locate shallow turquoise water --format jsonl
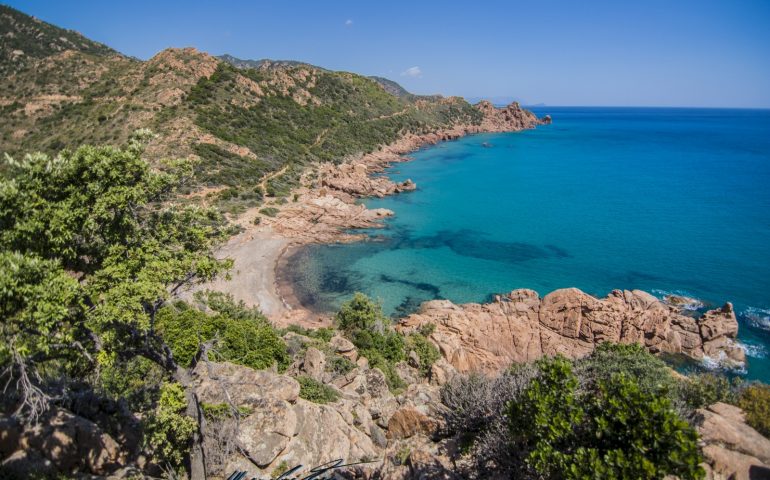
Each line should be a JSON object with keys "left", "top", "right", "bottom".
{"left": 285, "top": 107, "right": 770, "bottom": 381}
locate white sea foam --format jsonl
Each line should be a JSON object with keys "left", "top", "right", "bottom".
{"left": 739, "top": 341, "right": 767, "bottom": 359}
{"left": 700, "top": 343, "right": 747, "bottom": 375}
{"left": 744, "top": 306, "right": 770, "bottom": 331}
{"left": 652, "top": 289, "right": 705, "bottom": 311}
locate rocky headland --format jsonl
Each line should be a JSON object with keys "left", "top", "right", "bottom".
{"left": 396, "top": 288, "right": 746, "bottom": 374}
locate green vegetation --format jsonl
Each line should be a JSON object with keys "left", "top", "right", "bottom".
{"left": 738, "top": 383, "right": 770, "bottom": 437}
{"left": 675, "top": 372, "right": 742, "bottom": 410}
{"left": 143, "top": 383, "right": 198, "bottom": 473}
{"left": 297, "top": 375, "right": 341, "bottom": 404}
{"left": 442, "top": 345, "right": 715, "bottom": 479}
{"left": 156, "top": 292, "right": 289, "bottom": 371}
{"left": 281, "top": 324, "right": 335, "bottom": 342}
{"left": 0, "top": 135, "right": 233, "bottom": 477}
{"left": 406, "top": 332, "right": 441, "bottom": 376}
{"left": 336, "top": 293, "right": 407, "bottom": 391}
{"left": 509, "top": 357, "right": 703, "bottom": 480}
{"left": 335, "top": 293, "right": 440, "bottom": 388}
{"left": 200, "top": 402, "right": 252, "bottom": 421}
{"left": 259, "top": 206, "right": 280, "bottom": 217}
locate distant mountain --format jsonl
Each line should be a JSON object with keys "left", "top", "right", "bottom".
{"left": 218, "top": 54, "right": 325, "bottom": 71}
{"left": 0, "top": 6, "right": 488, "bottom": 212}
{"left": 0, "top": 4, "right": 118, "bottom": 75}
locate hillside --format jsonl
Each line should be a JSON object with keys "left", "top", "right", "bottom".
{"left": 0, "top": 4, "right": 117, "bottom": 75}
{"left": 0, "top": 5, "right": 490, "bottom": 215}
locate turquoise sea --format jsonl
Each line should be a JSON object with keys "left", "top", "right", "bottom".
{"left": 284, "top": 107, "right": 770, "bottom": 382}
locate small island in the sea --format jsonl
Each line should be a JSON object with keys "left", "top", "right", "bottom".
{"left": 1, "top": 2, "right": 769, "bottom": 479}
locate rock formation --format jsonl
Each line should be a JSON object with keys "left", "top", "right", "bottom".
{"left": 397, "top": 288, "right": 745, "bottom": 373}
{"left": 475, "top": 100, "right": 542, "bottom": 132}
{"left": 695, "top": 402, "right": 770, "bottom": 480}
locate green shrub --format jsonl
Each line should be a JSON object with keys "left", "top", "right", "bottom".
{"left": 282, "top": 324, "right": 335, "bottom": 342}
{"left": 98, "top": 356, "right": 166, "bottom": 411}
{"left": 144, "top": 383, "right": 197, "bottom": 473}
{"left": 578, "top": 342, "right": 678, "bottom": 397}
{"left": 406, "top": 332, "right": 441, "bottom": 376}
{"left": 326, "top": 355, "right": 356, "bottom": 375}
{"left": 156, "top": 292, "right": 289, "bottom": 371}
{"left": 418, "top": 322, "right": 436, "bottom": 337}
{"left": 738, "top": 383, "right": 770, "bottom": 437}
{"left": 336, "top": 292, "right": 387, "bottom": 333}
{"left": 259, "top": 207, "right": 280, "bottom": 217}
{"left": 336, "top": 293, "right": 407, "bottom": 391}
{"left": 675, "top": 373, "right": 741, "bottom": 411}
{"left": 200, "top": 402, "right": 252, "bottom": 421}
{"left": 508, "top": 356, "right": 704, "bottom": 480}
{"left": 297, "top": 375, "right": 340, "bottom": 404}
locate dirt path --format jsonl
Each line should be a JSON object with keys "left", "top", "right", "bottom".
{"left": 258, "top": 164, "right": 289, "bottom": 192}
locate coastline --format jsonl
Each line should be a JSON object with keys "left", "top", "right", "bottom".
{"left": 188, "top": 102, "right": 544, "bottom": 325}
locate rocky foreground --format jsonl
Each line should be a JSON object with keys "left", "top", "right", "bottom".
{"left": 397, "top": 288, "right": 746, "bottom": 373}
{"left": 3, "top": 321, "right": 765, "bottom": 479}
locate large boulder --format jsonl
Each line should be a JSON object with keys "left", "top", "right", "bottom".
{"left": 398, "top": 288, "right": 745, "bottom": 374}
{"left": 695, "top": 402, "right": 770, "bottom": 480}
{"left": 302, "top": 346, "right": 326, "bottom": 381}
{"left": 193, "top": 361, "right": 300, "bottom": 406}
{"left": 0, "top": 409, "right": 122, "bottom": 476}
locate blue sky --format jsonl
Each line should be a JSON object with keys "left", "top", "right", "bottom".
{"left": 6, "top": 0, "right": 770, "bottom": 107}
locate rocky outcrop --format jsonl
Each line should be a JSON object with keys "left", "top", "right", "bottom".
{"left": 319, "top": 162, "right": 416, "bottom": 198}
{"left": 190, "top": 350, "right": 457, "bottom": 479}
{"left": 695, "top": 402, "right": 770, "bottom": 480}
{"left": 397, "top": 288, "right": 745, "bottom": 374}
{"left": 267, "top": 194, "right": 394, "bottom": 243}
{"left": 0, "top": 409, "right": 123, "bottom": 477}
{"left": 475, "top": 100, "right": 542, "bottom": 132}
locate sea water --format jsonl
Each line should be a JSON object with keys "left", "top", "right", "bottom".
{"left": 285, "top": 107, "right": 770, "bottom": 381}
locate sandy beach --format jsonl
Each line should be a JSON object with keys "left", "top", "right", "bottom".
{"left": 187, "top": 103, "right": 544, "bottom": 326}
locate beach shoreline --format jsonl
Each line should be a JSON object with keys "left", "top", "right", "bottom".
{"left": 188, "top": 102, "right": 545, "bottom": 325}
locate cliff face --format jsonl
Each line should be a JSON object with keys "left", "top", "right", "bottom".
{"left": 397, "top": 288, "right": 745, "bottom": 373}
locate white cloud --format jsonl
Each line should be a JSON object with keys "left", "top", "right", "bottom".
{"left": 345, "top": 19, "right": 353, "bottom": 26}
{"left": 401, "top": 66, "right": 422, "bottom": 78}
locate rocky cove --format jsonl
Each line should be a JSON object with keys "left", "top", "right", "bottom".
{"left": 155, "top": 102, "right": 770, "bottom": 478}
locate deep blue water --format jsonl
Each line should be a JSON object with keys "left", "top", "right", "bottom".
{"left": 285, "top": 107, "right": 770, "bottom": 381}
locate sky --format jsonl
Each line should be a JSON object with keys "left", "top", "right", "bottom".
{"left": 6, "top": 0, "right": 770, "bottom": 108}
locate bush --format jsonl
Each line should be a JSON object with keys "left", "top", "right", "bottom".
{"left": 508, "top": 357, "right": 704, "bottom": 480}
{"left": 156, "top": 292, "right": 289, "bottom": 371}
{"left": 259, "top": 207, "right": 280, "bottom": 217}
{"left": 336, "top": 293, "right": 406, "bottom": 391}
{"left": 326, "top": 355, "right": 356, "bottom": 376}
{"left": 144, "top": 383, "right": 197, "bottom": 473}
{"left": 674, "top": 373, "right": 741, "bottom": 412}
{"left": 738, "top": 383, "right": 770, "bottom": 437}
{"left": 578, "top": 342, "right": 677, "bottom": 397}
{"left": 406, "top": 332, "right": 441, "bottom": 376}
{"left": 442, "top": 347, "right": 706, "bottom": 479}
{"left": 336, "top": 292, "right": 388, "bottom": 333}
{"left": 282, "top": 324, "right": 335, "bottom": 342}
{"left": 297, "top": 375, "right": 340, "bottom": 404}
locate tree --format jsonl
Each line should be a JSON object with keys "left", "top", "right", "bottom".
{"left": 0, "top": 132, "right": 232, "bottom": 477}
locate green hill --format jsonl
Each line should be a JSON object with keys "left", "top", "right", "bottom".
{"left": 0, "top": 4, "right": 484, "bottom": 213}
